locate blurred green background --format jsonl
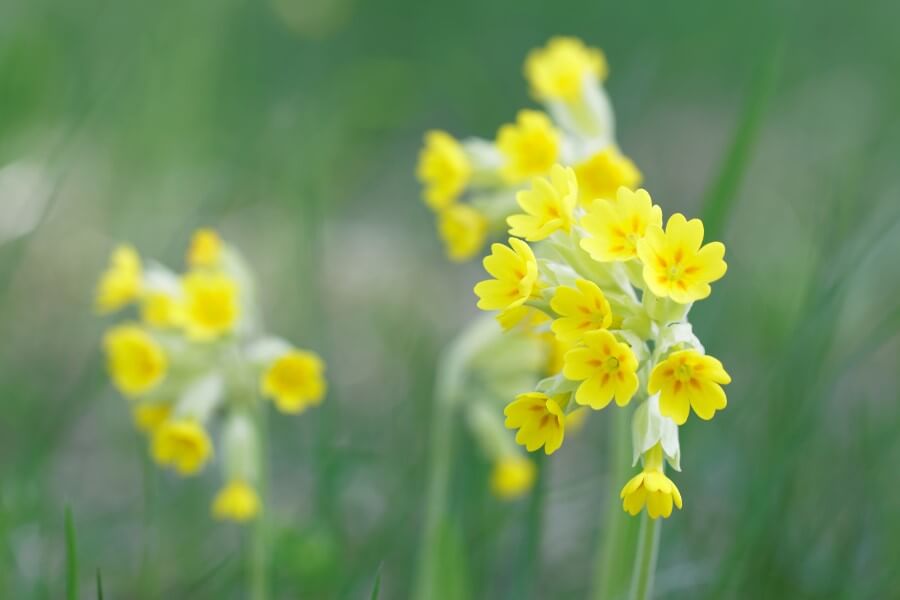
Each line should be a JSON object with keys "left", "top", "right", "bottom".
{"left": 1, "top": 0, "right": 899, "bottom": 597}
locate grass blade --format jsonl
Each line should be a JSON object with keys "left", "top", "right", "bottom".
{"left": 65, "top": 505, "right": 78, "bottom": 600}
{"left": 370, "top": 563, "right": 383, "bottom": 600}
{"left": 96, "top": 568, "right": 104, "bottom": 600}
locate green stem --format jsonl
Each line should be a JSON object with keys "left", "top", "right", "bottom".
{"left": 628, "top": 515, "right": 661, "bottom": 600}
{"left": 592, "top": 406, "right": 640, "bottom": 600}
{"left": 414, "top": 316, "right": 501, "bottom": 600}
{"left": 250, "top": 405, "right": 269, "bottom": 600}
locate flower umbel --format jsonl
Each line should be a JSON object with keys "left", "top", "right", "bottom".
{"left": 649, "top": 349, "right": 731, "bottom": 425}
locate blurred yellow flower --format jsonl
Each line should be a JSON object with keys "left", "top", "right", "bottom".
{"left": 212, "top": 480, "right": 261, "bottom": 522}
{"left": 416, "top": 130, "right": 472, "bottom": 210}
{"left": 573, "top": 147, "right": 641, "bottom": 205}
{"left": 474, "top": 238, "right": 541, "bottom": 312}
{"left": 182, "top": 271, "right": 240, "bottom": 341}
{"left": 503, "top": 391, "right": 566, "bottom": 455}
{"left": 636, "top": 213, "right": 727, "bottom": 304}
{"left": 151, "top": 419, "right": 213, "bottom": 476}
{"left": 580, "top": 187, "right": 662, "bottom": 262}
{"left": 132, "top": 403, "right": 172, "bottom": 433}
{"left": 620, "top": 445, "right": 683, "bottom": 519}
{"left": 507, "top": 164, "right": 577, "bottom": 241}
{"left": 524, "top": 36, "right": 608, "bottom": 102}
{"left": 95, "top": 245, "right": 142, "bottom": 313}
{"left": 140, "top": 291, "right": 184, "bottom": 329}
{"left": 497, "top": 304, "right": 549, "bottom": 332}
{"left": 437, "top": 204, "right": 488, "bottom": 262}
{"left": 490, "top": 455, "right": 536, "bottom": 500}
{"left": 187, "top": 228, "right": 223, "bottom": 268}
{"left": 564, "top": 330, "right": 638, "bottom": 410}
{"left": 261, "top": 350, "right": 327, "bottom": 414}
{"left": 103, "top": 324, "right": 167, "bottom": 396}
{"left": 497, "top": 110, "right": 560, "bottom": 183}
{"left": 649, "top": 349, "right": 731, "bottom": 425}
{"left": 550, "top": 279, "right": 613, "bottom": 342}
{"left": 543, "top": 331, "right": 575, "bottom": 376}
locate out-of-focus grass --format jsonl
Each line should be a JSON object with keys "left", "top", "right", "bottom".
{"left": 1, "top": 0, "right": 899, "bottom": 598}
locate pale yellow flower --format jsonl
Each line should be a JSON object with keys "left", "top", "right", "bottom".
{"left": 261, "top": 350, "right": 327, "bottom": 414}
{"left": 95, "top": 245, "right": 142, "bottom": 313}
{"left": 437, "top": 204, "right": 488, "bottom": 262}
{"left": 212, "top": 480, "right": 261, "bottom": 522}
{"left": 524, "top": 36, "right": 608, "bottom": 102}
{"left": 496, "top": 110, "right": 560, "bottom": 183}
{"left": 103, "top": 324, "right": 167, "bottom": 397}
{"left": 182, "top": 271, "right": 240, "bottom": 341}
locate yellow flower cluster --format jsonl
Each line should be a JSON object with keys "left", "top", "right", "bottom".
{"left": 95, "top": 229, "right": 327, "bottom": 522}
{"left": 416, "top": 37, "right": 640, "bottom": 263}
{"left": 460, "top": 40, "right": 731, "bottom": 520}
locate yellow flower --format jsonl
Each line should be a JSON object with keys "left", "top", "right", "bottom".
{"left": 474, "top": 238, "right": 541, "bottom": 312}
{"left": 524, "top": 36, "right": 608, "bottom": 102}
{"left": 550, "top": 279, "right": 613, "bottom": 342}
{"left": 182, "top": 271, "right": 240, "bottom": 341}
{"left": 636, "top": 213, "right": 727, "bottom": 304}
{"left": 103, "top": 324, "right": 167, "bottom": 396}
{"left": 437, "top": 204, "right": 488, "bottom": 262}
{"left": 490, "top": 456, "right": 536, "bottom": 500}
{"left": 95, "top": 245, "right": 142, "bottom": 313}
{"left": 503, "top": 392, "right": 566, "bottom": 455}
{"left": 140, "top": 291, "right": 184, "bottom": 329}
{"left": 543, "top": 332, "right": 575, "bottom": 376}
{"left": 580, "top": 187, "right": 662, "bottom": 262}
{"left": 573, "top": 147, "right": 641, "bottom": 205}
{"left": 187, "top": 228, "right": 223, "bottom": 268}
{"left": 620, "top": 445, "right": 683, "bottom": 519}
{"left": 497, "top": 305, "right": 550, "bottom": 332}
{"left": 416, "top": 130, "right": 472, "bottom": 210}
{"left": 563, "top": 330, "right": 639, "bottom": 410}
{"left": 151, "top": 419, "right": 213, "bottom": 476}
{"left": 261, "top": 350, "right": 327, "bottom": 414}
{"left": 648, "top": 349, "right": 731, "bottom": 425}
{"left": 212, "top": 480, "right": 261, "bottom": 522}
{"left": 507, "top": 164, "right": 577, "bottom": 241}
{"left": 496, "top": 110, "right": 560, "bottom": 183}
{"left": 132, "top": 403, "right": 172, "bottom": 433}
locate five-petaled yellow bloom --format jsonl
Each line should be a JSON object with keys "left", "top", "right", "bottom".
{"left": 261, "top": 350, "right": 327, "bottom": 414}
{"left": 182, "top": 271, "right": 240, "bottom": 341}
{"left": 507, "top": 164, "right": 577, "bottom": 241}
{"left": 621, "top": 445, "right": 683, "bottom": 519}
{"left": 504, "top": 392, "right": 566, "bottom": 454}
{"left": 474, "top": 238, "right": 541, "bottom": 311}
{"left": 187, "top": 229, "right": 223, "bottom": 268}
{"left": 580, "top": 187, "right": 662, "bottom": 262}
{"left": 212, "top": 480, "right": 261, "bottom": 522}
{"left": 416, "top": 130, "right": 472, "bottom": 210}
{"left": 490, "top": 455, "right": 536, "bottom": 500}
{"left": 95, "top": 245, "right": 143, "bottom": 313}
{"left": 103, "top": 324, "right": 167, "bottom": 396}
{"left": 496, "top": 110, "right": 560, "bottom": 183}
{"left": 564, "top": 330, "right": 639, "bottom": 410}
{"left": 573, "top": 147, "right": 642, "bottom": 205}
{"left": 437, "top": 204, "right": 488, "bottom": 262}
{"left": 550, "top": 279, "right": 612, "bottom": 342}
{"left": 524, "top": 36, "right": 608, "bottom": 102}
{"left": 649, "top": 349, "right": 731, "bottom": 425}
{"left": 151, "top": 419, "right": 213, "bottom": 476}
{"left": 636, "top": 213, "right": 727, "bottom": 304}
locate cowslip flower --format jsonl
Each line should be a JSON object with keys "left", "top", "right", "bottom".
{"left": 416, "top": 130, "right": 472, "bottom": 210}
{"left": 580, "top": 187, "right": 662, "bottom": 262}
{"left": 636, "top": 213, "right": 727, "bottom": 304}
{"left": 507, "top": 164, "right": 578, "bottom": 241}
{"left": 187, "top": 228, "right": 224, "bottom": 268}
{"left": 474, "top": 238, "right": 541, "bottom": 311}
{"left": 151, "top": 419, "right": 213, "bottom": 476}
{"left": 132, "top": 403, "right": 172, "bottom": 433}
{"left": 621, "top": 444, "right": 683, "bottom": 519}
{"left": 212, "top": 480, "right": 261, "bottom": 522}
{"left": 490, "top": 455, "right": 537, "bottom": 500}
{"left": 103, "top": 324, "right": 167, "bottom": 396}
{"left": 524, "top": 36, "right": 607, "bottom": 102}
{"left": 549, "top": 279, "right": 612, "bottom": 342}
{"left": 437, "top": 204, "right": 488, "bottom": 262}
{"left": 649, "top": 349, "right": 731, "bottom": 425}
{"left": 261, "top": 349, "right": 327, "bottom": 414}
{"left": 573, "top": 147, "right": 642, "bottom": 206}
{"left": 95, "top": 245, "right": 142, "bottom": 313}
{"left": 496, "top": 110, "right": 560, "bottom": 183}
{"left": 563, "top": 330, "right": 639, "bottom": 410}
{"left": 182, "top": 271, "right": 240, "bottom": 341}
{"left": 504, "top": 392, "right": 566, "bottom": 455}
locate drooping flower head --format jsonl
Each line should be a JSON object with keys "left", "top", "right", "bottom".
{"left": 636, "top": 213, "right": 727, "bottom": 304}
{"left": 507, "top": 164, "right": 578, "bottom": 241}
{"left": 212, "top": 480, "right": 261, "bottom": 522}
{"left": 524, "top": 36, "right": 608, "bottom": 102}
{"left": 564, "top": 330, "right": 639, "bottom": 410}
{"left": 504, "top": 392, "right": 567, "bottom": 455}
{"left": 261, "top": 349, "right": 327, "bottom": 414}
{"left": 497, "top": 110, "right": 560, "bottom": 183}
{"left": 151, "top": 418, "right": 213, "bottom": 476}
{"left": 621, "top": 444, "right": 683, "bottom": 519}
{"left": 103, "top": 324, "right": 167, "bottom": 396}
{"left": 416, "top": 130, "right": 472, "bottom": 210}
{"left": 580, "top": 187, "right": 662, "bottom": 262}
{"left": 95, "top": 245, "right": 142, "bottom": 313}
{"left": 649, "top": 349, "right": 731, "bottom": 425}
